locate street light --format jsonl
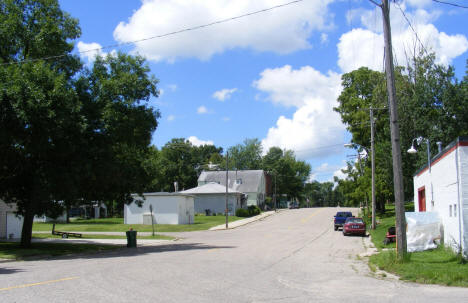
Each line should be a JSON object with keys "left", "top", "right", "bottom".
{"left": 407, "top": 136, "right": 434, "bottom": 209}
{"left": 407, "top": 137, "right": 430, "bottom": 172}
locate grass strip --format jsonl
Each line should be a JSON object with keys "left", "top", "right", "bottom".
{"left": 32, "top": 215, "right": 243, "bottom": 232}
{"left": 0, "top": 242, "right": 119, "bottom": 260}
{"left": 368, "top": 202, "right": 468, "bottom": 287}
{"left": 369, "top": 247, "right": 468, "bottom": 287}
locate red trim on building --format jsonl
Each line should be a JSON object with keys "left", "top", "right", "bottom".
{"left": 416, "top": 142, "right": 464, "bottom": 177}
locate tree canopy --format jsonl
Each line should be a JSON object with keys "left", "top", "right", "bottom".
{"left": 0, "top": 0, "right": 160, "bottom": 247}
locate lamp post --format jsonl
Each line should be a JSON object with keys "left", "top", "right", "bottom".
{"left": 407, "top": 137, "right": 434, "bottom": 209}
{"left": 407, "top": 137, "right": 431, "bottom": 172}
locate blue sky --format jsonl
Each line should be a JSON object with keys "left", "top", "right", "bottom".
{"left": 59, "top": 0, "right": 467, "bottom": 182}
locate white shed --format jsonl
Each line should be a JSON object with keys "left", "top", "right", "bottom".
{"left": 124, "top": 193, "right": 194, "bottom": 225}
{"left": 180, "top": 182, "right": 243, "bottom": 215}
{"left": 0, "top": 200, "right": 23, "bottom": 239}
{"left": 412, "top": 136, "right": 468, "bottom": 257}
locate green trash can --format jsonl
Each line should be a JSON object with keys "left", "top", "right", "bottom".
{"left": 126, "top": 230, "right": 137, "bottom": 248}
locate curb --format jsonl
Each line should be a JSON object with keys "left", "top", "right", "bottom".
{"left": 209, "top": 211, "right": 276, "bottom": 231}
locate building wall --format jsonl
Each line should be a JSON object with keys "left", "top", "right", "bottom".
{"left": 193, "top": 194, "right": 239, "bottom": 215}
{"left": 459, "top": 145, "right": 468, "bottom": 256}
{"left": 125, "top": 194, "right": 194, "bottom": 225}
{"left": 0, "top": 200, "right": 23, "bottom": 239}
{"left": 413, "top": 144, "right": 467, "bottom": 254}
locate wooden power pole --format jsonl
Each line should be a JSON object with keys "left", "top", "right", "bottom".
{"left": 381, "top": 0, "right": 407, "bottom": 258}
{"left": 370, "top": 107, "right": 376, "bottom": 230}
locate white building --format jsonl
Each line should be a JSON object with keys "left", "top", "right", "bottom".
{"left": 412, "top": 137, "right": 468, "bottom": 257}
{"left": 0, "top": 200, "right": 23, "bottom": 239}
{"left": 124, "top": 193, "right": 194, "bottom": 225}
{"left": 198, "top": 170, "right": 266, "bottom": 208}
{"left": 180, "top": 182, "right": 243, "bottom": 215}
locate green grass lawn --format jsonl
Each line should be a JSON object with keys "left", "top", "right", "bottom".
{"left": 32, "top": 233, "right": 175, "bottom": 240}
{"left": 32, "top": 215, "right": 243, "bottom": 233}
{"left": 0, "top": 242, "right": 119, "bottom": 260}
{"left": 370, "top": 247, "right": 468, "bottom": 287}
{"left": 368, "top": 202, "right": 468, "bottom": 287}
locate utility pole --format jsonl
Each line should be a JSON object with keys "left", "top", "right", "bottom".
{"left": 225, "top": 152, "right": 229, "bottom": 229}
{"left": 381, "top": 0, "right": 407, "bottom": 257}
{"left": 370, "top": 107, "right": 376, "bottom": 230}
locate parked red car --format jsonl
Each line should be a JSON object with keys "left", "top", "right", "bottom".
{"left": 342, "top": 217, "right": 366, "bottom": 236}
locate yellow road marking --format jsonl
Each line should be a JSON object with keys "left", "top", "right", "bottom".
{"left": 301, "top": 208, "right": 326, "bottom": 224}
{"left": 0, "top": 276, "right": 79, "bottom": 292}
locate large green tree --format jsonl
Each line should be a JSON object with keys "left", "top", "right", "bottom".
{"left": 334, "top": 54, "right": 467, "bottom": 211}
{"left": 262, "top": 147, "right": 311, "bottom": 201}
{"left": 0, "top": 0, "right": 160, "bottom": 247}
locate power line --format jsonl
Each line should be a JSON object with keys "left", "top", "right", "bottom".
{"left": 2, "top": 0, "right": 308, "bottom": 66}
{"left": 395, "top": 2, "right": 429, "bottom": 56}
{"left": 432, "top": 0, "right": 468, "bottom": 9}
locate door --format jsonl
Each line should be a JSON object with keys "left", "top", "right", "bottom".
{"left": 418, "top": 187, "right": 426, "bottom": 212}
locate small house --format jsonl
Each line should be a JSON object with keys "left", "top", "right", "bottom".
{"left": 180, "top": 182, "right": 244, "bottom": 215}
{"left": 198, "top": 170, "right": 266, "bottom": 208}
{"left": 0, "top": 200, "right": 23, "bottom": 239}
{"left": 412, "top": 136, "right": 468, "bottom": 257}
{"left": 124, "top": 193, "right": 194, "bottom": 225}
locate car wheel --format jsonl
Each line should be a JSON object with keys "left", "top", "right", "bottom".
{"left": 343, "top": 231, "right": 347, "bottom": 236}
{"left": 334, "top": 226, "right": 338, "bottom": 231}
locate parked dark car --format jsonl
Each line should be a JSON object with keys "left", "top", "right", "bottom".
{"left": 333, "top": 211, "right": 353, "bottom": 230}
{"left": 342, "top": 217, "right": 366, "bottom": 236}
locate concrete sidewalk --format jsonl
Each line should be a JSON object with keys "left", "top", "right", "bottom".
{"left": 209, "top": 211, "right": 276, "bottom": 230}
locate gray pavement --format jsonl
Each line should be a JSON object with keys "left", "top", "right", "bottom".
{"left": 1, "top": 208, "right": 468, "bottom": 302}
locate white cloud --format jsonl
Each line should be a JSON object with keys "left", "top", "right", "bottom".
{"left": 77, "top": 41, "right": 116, "bottom": 63}
{"left": 338, "top": 4, "right": 467, "bottom": 73}
{"left": 222, "top": 117, "right": 231, "bottom": 121}
{"left": 188, "top": 136, "right": 214, "bottom": 146}
{"left": 167, "top": 114, "right": 175, "bottom": 121}
{"left": 77, "top": 42, "right": 106, "bottom": 62}
{"left": 253, "top": 65, "right": 341, "bottom": 108}
{"left": 212, "top": 88, "right": 238, "bottom": 101}
{"left": 113, "top": 0, "right": 335, "bottom": 62}
{"left": 333, "top": 166, "right": 348, "bottom": 181}
{"left": 254, "top": 65, "right": 345, "bottom": 159}
{"left": 197, "top": 106, "right": 208, "bottom": 114}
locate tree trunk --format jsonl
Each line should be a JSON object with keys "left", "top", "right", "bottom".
{"left": 20, "top": 206, "right": 35, "bottom": 248}
{"left": 66, "top": 204, "right": 70, "bottom": 224}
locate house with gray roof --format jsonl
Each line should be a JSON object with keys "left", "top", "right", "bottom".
{"left": 197, "top": 170, "right": 266, "bottom": 208}
{"left": 181, "top": 182, "right": 244, "bottom": 215}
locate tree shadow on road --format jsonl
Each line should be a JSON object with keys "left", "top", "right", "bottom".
{"left": 0, "top": 267, "right": 26, "bottom": 275}
{"left": 3, "top": 242, "right": 236, "bottom": 266}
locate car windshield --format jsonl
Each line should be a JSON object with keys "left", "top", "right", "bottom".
{"left": 345, "top": 218, "right": 363, "bottom": 223}
{"left": 337, "top": 212, "right": 351, "bottom": 217}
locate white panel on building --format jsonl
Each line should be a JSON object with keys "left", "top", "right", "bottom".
{"left": 125, "top": 193, "right": 194, "bottom": 225}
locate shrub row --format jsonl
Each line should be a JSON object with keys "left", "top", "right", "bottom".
{"left": 235, "top": 205, "right": 261, "bottom": 218}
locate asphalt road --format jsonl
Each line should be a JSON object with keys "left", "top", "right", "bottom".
{"left": 1, "top": 208, "right": 468, "bottom": 302}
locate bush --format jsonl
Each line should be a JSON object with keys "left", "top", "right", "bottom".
{"left": 236, "top": 208, "right": 249, "bottom": 217}
{"left": 247, "top": 205, "right": 261, "bottom": 217}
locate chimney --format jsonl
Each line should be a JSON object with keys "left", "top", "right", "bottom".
{"left": 436, "top": 142, "right": 442, "bottom": 154}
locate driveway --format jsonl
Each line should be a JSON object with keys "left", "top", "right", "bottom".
{"left": 1, "top": 208, "right": 467, "bottom": 302}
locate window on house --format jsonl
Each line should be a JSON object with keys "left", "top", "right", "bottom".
{"left": 454, "top": 204, "right": 457, "bottom": 217}
{"left": 449, "top": 205, "right": 452, "bottom": 217}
